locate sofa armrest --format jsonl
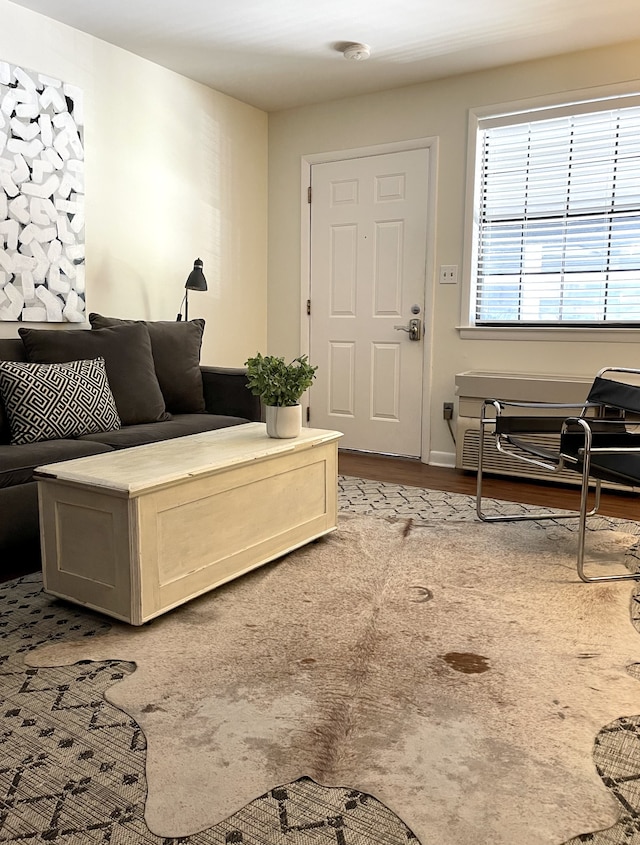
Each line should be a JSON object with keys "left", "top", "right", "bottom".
{"left": 200, "top": 366, "right": 261, "bottom": 421}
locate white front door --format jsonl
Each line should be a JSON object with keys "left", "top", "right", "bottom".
{"left": 309, "top": 148, "right": 430, "bottom": 457}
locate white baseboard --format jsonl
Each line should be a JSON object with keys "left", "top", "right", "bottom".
{"left": 428, "top": 450, "right": 456, "bottom": 468}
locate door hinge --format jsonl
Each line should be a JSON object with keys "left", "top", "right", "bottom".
{"left": 307, "top": 186, "right": 312, "bottom": 204}
{"left": 306, "top": 406, "right": 310, "bottom": 423}
{"left": 306, "top": 299, "right": 311, "bottom": 315}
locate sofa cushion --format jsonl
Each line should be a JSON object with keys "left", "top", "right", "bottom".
{"left": 0, "top": 358, "right": 121, "bottom": 446}
{"left": 0, "top": 339, "right": 28, "bottom": 445}
{"left": 0, "top": 395, "right": 8, "bottom": 446}
{"left": 0, "top": 402, "right": 7, "bottom": 446}
{"left": 0, "top": 438, "right": 113, "bottom": 488}
{"left": 79, "top": 414, "right": 250, "bottom": 449}
{"left": 89, "top": 314, "right": 206, "bottom": 414}
{"left": 19, "top": 324, "right": 168, "bottom": 426}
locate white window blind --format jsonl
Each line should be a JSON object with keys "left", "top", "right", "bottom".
{"left": 474, "top": 101, "right": 640, "bottom": 325}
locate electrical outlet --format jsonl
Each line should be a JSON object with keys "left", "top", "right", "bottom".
{"left": 439, "top": 265, "right": 458, "bottom": 284}
{"left": 443, "top": 402, "right": 454, "bottom": 420}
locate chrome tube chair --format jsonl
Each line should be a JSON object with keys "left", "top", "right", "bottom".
{"left": 476, "top": 367, "right": 640, "bottom": 583}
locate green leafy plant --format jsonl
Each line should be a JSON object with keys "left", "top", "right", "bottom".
{"left": 245, "top": 352, "right": 318, "bottom": 407}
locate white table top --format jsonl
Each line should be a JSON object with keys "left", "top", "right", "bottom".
{"left": 35, "top": 423, "right": 343, "bottom": 496}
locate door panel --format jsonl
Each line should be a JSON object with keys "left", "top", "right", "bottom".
{"left": 371, "top": 343, "right": 400, "bottom": 420}
{"left": 328, "top": 342, "right": 355, "bottom": 416}
{"left": 309, "top": 149, "right": 429, "bottom": 457}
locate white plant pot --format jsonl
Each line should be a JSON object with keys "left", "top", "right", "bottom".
{"left": 265, "top": 404, "right": 302, "bottom": 439}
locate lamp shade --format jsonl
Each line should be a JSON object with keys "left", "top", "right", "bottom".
{"left": 185, "top": 258, "right": 207, "bottom": 291}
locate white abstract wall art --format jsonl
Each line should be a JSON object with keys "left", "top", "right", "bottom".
{"left": 0, "top": 61, "right": 84, "bottom": 322}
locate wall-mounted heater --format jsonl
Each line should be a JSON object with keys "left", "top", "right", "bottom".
{"left": 454, "top": 371, "right": 594, "bottom": 486}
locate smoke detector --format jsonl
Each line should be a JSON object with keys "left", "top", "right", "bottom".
{"left": 343, "top": 43, "right": 371, "bottom": 61}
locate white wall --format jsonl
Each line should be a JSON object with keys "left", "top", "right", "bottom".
{"left": 0, "top": 0, "right": 268, "bottom": 366}
{"left": 268, "top": 39, "right": 640, "bottom": 462}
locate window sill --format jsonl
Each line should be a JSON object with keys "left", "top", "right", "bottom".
{"left": 457, "top": 326, "right": 640, "bottom": 342}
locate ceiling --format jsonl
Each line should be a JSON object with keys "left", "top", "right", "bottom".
{"left": 9, "top": 0, "right": 640, "bottom": 112}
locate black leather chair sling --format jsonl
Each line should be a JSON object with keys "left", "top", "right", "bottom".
{"left": 476, "top": 367, "right": 640, "bottom": 583}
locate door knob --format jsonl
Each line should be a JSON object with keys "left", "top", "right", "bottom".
{"left": 393, "top": 318, "right": 422, "bottom": 341}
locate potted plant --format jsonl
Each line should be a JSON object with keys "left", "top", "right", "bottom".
{"left": 245, "top": 352, "right": 318, "bottom": 438}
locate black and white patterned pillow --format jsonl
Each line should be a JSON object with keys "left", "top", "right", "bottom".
{"left": 0, "top": 357, "right": 121, "bottom": 445}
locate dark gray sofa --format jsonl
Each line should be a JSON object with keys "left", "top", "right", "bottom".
{"left": 0, "top": 333, "right": 260, "bottom": 580}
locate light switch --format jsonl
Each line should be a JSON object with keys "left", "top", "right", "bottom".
{"left": 439, "top": 265, "right": 458, "bottom": 284}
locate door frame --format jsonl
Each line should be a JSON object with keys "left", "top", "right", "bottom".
{"left": 300, "top": 137, "right": 439, "bottom": 463}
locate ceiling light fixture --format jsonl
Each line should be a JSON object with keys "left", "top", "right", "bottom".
{"left": 343, "top": 43, "right": 371, "bottom": 61}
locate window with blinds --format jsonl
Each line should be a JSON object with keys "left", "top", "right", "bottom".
{"left": 473, "top": 99, "right": 640, "bottom": 326}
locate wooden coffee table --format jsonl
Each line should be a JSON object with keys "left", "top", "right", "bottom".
{"left": 36, "top": 423, "right": 342, "bottom": 624}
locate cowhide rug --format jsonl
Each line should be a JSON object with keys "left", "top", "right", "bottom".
{"left": 28, "top": 514, "right": 640, "bottom": 845}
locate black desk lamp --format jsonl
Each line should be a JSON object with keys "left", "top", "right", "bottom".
{"left": 177, "top": 258, "right": 207, "bottom": 321}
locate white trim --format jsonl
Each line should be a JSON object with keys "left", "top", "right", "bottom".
{"left": 461, "top": 109, "right": 481, "bottom": 330}
{"left": 299, "top": 159, "right": 312, "bottom": 425}
{"left": 428, "top": 450, "right": 456, "bottom": 468}
{"left": 458, "top": 326, "right": 640, "bottom": 342}
{"left": 302, "top": 137, "right": 436, "bottom": 166}
{"left": 460, "top": 79, "right": 640, "bottom": 336}
{"left": 301, "top": 137, "right": 439, "bottom": 463}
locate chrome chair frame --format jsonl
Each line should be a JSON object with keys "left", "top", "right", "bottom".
{"left": 476, "top": 367, "right": 640, "bottom": 583}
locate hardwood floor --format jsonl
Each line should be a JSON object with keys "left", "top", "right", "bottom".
{"left": 338, "top": 450, "right": 640, "bottom": 521}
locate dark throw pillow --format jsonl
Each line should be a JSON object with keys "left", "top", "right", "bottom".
{"left": 88, "top": 314, "right": 206, "bottom": 414}
{"left": 0, "top": 357, "right": 121, "bottom": 445}
{"left": 19, "top": 323, "right": 168, "bottom": 426}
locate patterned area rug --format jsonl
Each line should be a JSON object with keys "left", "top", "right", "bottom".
{"left": 2, "top": 478, "right": 640, "bottom": 844}
{"left": 1, "top": 577, "right": 417, "bottom": 844}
